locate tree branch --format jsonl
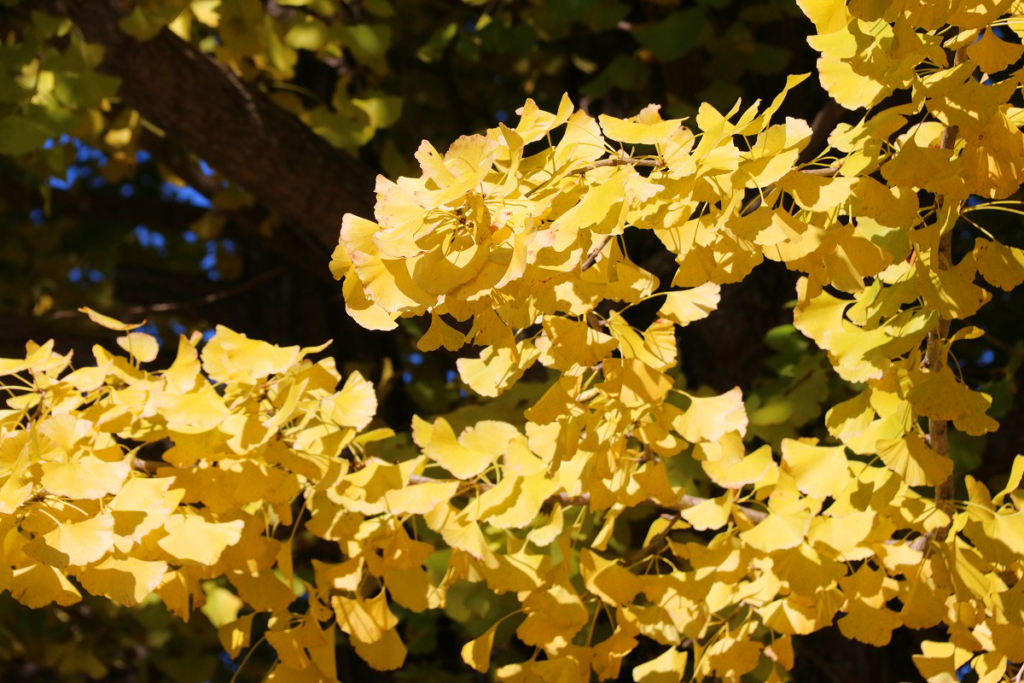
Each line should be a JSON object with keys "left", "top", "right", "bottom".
{"left": 54, "top": 0, "right": 377, "bottom": 252}
{"left": 926, "top": 45, "right": 968, "bottom": 544}
{"left": 407, "top": 473, "right": 768, "bottom": 523}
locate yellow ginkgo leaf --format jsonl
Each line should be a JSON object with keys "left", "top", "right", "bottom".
{"left": 778, "top": 170, "right": 855, "bottom": 212}
{"left": 796, "top": 0, "right": 850, "bottom": 35}
{"left": 109, "top": 477, "right": 185, "bottom": 551}
{"left": 770, "top": 542, "right": 845, "bottom": 595}
{"left": 876, "top": 433, "right": 953, "bottom": 487}
{"left": 9, "top": 564, "right": 81, "bottom": 608}
{"left": 477, "top": 473, "right": 560, "bottom": 529}
{"left": 40, "top": 455, "right": 131, "bottom": 500}
{"left": 780, "top": 439, "right": 848, "bottom": 499}
{"left": 967, "top": 27, "right": 1024, "bottom": 74}
{"left": 352, "top": 627, "right": 407, "bottom": 672}
{"left": 79, "top": 307, "right": 143, "bottom": 331}
{"left": 672, "top": 387, "right": 748, "bottom": 443}
{"left": 229, "top": 569, "right": 298, "bottom": 613}
{"left": 657, "top": 282, "right": 721, "bottom": 327}
{"left": 24, "top": 512, "right": 115, "bottom": 568}
{"left": 218, "top": 614, "right": 255, "bottom": 659}
{"left": 456, "top": 340, "right": 540, "bottom": 398}
{"left": 599, "top": 110, "right": 682, "bottom": 145}
{"left": 383, "top": 480, "right": 459, "bottom": 515}
{"left": 384, "top": 565, "right": 444, "bottom": 612}
{"left": 116, "top": 332, "right": 159, "bottom": 363}
{"left": 155, "top": 383, "right": 232, "bottom": 434}
{"left": 201, "top": 583, "right": 245, "bottom": 627}
{"left": 528, "top": 503, "right": 565, "bottom": 547}
{"left": 201, "top": 326, "right": 301, "bottom": 384}
{"left": 424, "top": 418, "right": 516, "bottom": 480}
{"left": 462, "top": 626, "right": 496, "bottom": 673}
{"left": 680, "top": 492, "right": 734, "bottom": 531}
{"left": 740, "top": 509, "right": 812, "bottom": 552}
{"left": 975, "top": 239, "right": 1024, "bottom": 291}
{"left": 417, "top": 313, "right": 466, "bottom": 352}
{"left": 702, "top": 445, "right": 775, "bottom": 490}
{"left": 837, "top": 600, "right": 900, "bottom": 646}
{"left": 328, "top": 371, "right": 377, "bottom": 430}
{"left": 78, "top": 556, "right": 167, "bottom": 607}
{"left": 632, "top": 646, "right": 687, "bottom": 683}
{"left": 538, "top": 315, "right": 618, "bottom": 374}
{"left": 580, "top": 549, "right": 643, "bottom": 606}
{"left": 158, "top": 514, "right": 244, "bottom": 566}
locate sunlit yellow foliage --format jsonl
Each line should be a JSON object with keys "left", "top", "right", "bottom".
{"left": 5, "top": 2, "right": 1024, "bottom": 682}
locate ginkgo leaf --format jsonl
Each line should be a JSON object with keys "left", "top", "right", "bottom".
{"left": 462, "top": 627, "right": 496, "bottom": 673}
{"left": 599, "top": 111, "right": 682, "bottom": 145}
{"left": 24, "top": 512, "right": 115, "bottom": 568}
{"left": 79, "top": 307, "right": 143, "bottom": 331}
{"left": 796, "top": 0, "right": 850, "bottom": 35}
{"left": 975, "top": 239, "right": 1024, "bottom": 291}
{"left": 912, "top": 641, "right": 973, "bottom": 683}
{"left": 780, "top": 439, "right": 848, "bottom": 499}
{"left": 424, "top": 418, "right": 515, "bottom": 480}
{"left": 109, "top": 477, "right": 184, "bottom": 550}
{"left": 219, "top": 614, "right": 255, "bottom": 659}
{"left": 876, "top": 434, "right": 953, "bottom": 486}
{"left": 740, "top": 509, "right": 812, "bottom": 552}
{"left": 9, "top": 564, "right": 81, "bottom": 608}
{"left": 328, "top": 371, "right": 377, "bottom": 430}
{"left": 383, "top": 480, "right": 459, "bottom": 515}
{"left": 417, "top": 313, "right": 466, "bottom": 352}
{"left": 680, "top": 491, "right": 734, "bottom": 531}
{"left": 837, "top": 601, "right": 900, "bottom": 646}
{"left": 538, "top": 315, "right": 618, "bottom": 374}
{"left": 352, "top": 627, "right": 407, "bottom": 672}
{"left": 528, "top": 503, "right": 565, "bottom": 547}
{"left": 967, "top": 27, "right": 1024, "bottom": 74}
{"left": 457, "top": 340, "right": 540, "bottom": 397}
{"left": 779, "top": 171, "right": 855, "bottom": 212}
{"left": 702, "top": 445, "right": 775, "bottom": 490}
{"left": 580, "top": 549, "right": 643, "bottom": 606}
{"left": 201, "top": 583, "right": 245, "bottom": 627}
{"left": 229, "top": 569, "right": 298, "bottom": 613}
{"left": 116, "top": 332, "right": 159, "bottom": 363}
{"left": 40, "top": 455, "right": 131, "bottom": 500}
{"left": 78, "top": 556, "right": 168, "bottom": 607}
{"left": 633, "top": 647, "right": 687, "bottom": 683}
{"left": 201, "top": 326, "right": 301, "bottom": 384}
{"left": 158, "top": 514, "right": 244, "bottom": 566}
{"left": 672, "top": 388, "right": 748, "bottom": 443}
{"left": 477, "top": 473, "right": 560, "bottom": 529}
{"left": 657, "top": 283, "right": 721, "bottom": 326}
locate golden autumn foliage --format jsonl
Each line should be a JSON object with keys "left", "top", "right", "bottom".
{"left": 6, "top": 1, "right": 1024, "bottom": 682}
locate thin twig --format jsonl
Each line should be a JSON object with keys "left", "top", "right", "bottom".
{"left": 626, "top": 511, "right": 681, "bottom": 565}
{"left": 926, "top": 45, "right": 969, "bottom": 544}
{"left": 740, "top": 165, "right": 840, "bottom": 216}
{"left": 122, "top": 266, "right": 287, "bottom": 316}
{"left": 581, "top": 235, "right": 614, "bottom": 272}
{"left": 569, "top": 157, "right": 664, "bottom": 175}
{"left": 407, "top": 473, "right": 768, "bottom": 523}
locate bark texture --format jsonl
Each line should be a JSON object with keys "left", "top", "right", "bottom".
{"left": 59, "top": 0, "right": 377, "bottom": 252}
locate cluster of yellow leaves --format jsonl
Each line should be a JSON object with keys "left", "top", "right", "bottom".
{"left": 6, "top": 2, "right": 1024, "bottom": 682}
{"left": 325, "top": 1, "right": 1024, "bottom": 681}
{"left": 0, "top": 311, "right": 396, "bottom": 681}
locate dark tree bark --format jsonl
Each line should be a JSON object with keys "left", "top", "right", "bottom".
{"left": 51, "top": 0, "right": 377, "bottom": 253}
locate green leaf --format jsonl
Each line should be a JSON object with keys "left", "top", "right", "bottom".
{"left": 634, "top": 8, "right": 708, "bottom": 62}
{"left": 0, "top": 115, "right": 52, "bottom": 156}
